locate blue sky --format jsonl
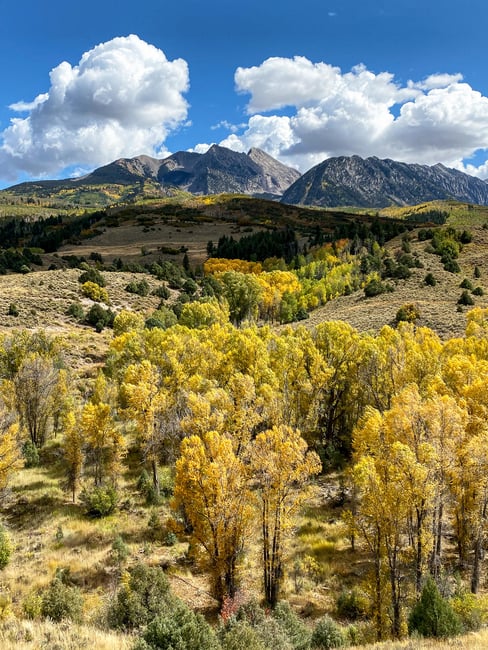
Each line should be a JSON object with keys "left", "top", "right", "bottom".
{"left": 0, "top": 0, "right": 487, "bottom": 188}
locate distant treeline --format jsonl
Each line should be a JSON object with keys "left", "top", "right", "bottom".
{"left": 208, "top": 227, "right": 299, "bottom": 263}
{"left": 0, "top": 211, "right": 104, "bottom": 253}
{"left": 328, "top": 217, "right": 411, "bottom": 245}
{"left": 405, "top": 209, "right": 449, "bottom": 224}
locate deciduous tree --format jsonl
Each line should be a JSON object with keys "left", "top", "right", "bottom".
{"left": 172, "top": 431, "right": 253, "bottom": 604}
{"left": 250, "top": 425, "right": 321, "bottom": 606}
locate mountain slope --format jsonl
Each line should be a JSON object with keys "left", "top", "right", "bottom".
{"left": 281, "top": 155, "right": 488, "bottom": 208}
{"left": 4, "top": 146, "right": 301, "bottom": 202}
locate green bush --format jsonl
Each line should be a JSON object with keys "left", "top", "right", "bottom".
{"left": 474, "top": 265, "right": 481, "bottom": 279}
{"left": 152, "top": 284, "right": 170, "bottom": 300}
{"left": 67, "top": 302, "right": 85, "bottom": 321}
{"left": 125, "top": 279, "right": 150, "bottom": 296}
{"left": 107, "top": 563, "right": 173, "bottom": 631}
{"left": 451, "top": 592, "right": 484, "bottom": 632}
{"left": 22, "top": 440, "right": 40, "bottom": 468}
{"left": 7, "top": 303, "right": 19, "bottom": 317}
{"left": 111, "top": 535, "right": 130, "bottom": 566}
{"left": 364, "top": 278, "right": 393, "bottom": 297}
{"left": 220, "top": 620, "right": 266, "bottom": 650}
{"left": 408, "top": 577, "right": 463, "bottom": 638}
{"left": 392, "top": 264, "right": 412, "bottom": 280}
{"left": 79, "top": 485, "right": 118, "bottom": 517}
{"left": 418, "top": 228, "right": 434, "bottom": 241}
{"left": 395, "top": 303, "right": 421, "bottom": 324}
{"left": 443, "top": 259, "right": 460, "bottom": 273}
{"left": 460, "top": 278, "right": 474, "bottom": 290}
{"left": 273, "top": 601, "right": 311, "bottom": 650}
{"left": 85, "top": 304, "right": 115, "bottom": 331}
{"left": 89, "top": 251, "right": 103, "bottom": 263}
{"left": 0, "top": 525, "right": 12, "bottom": 570}
{"left": 78, "top": 268, "right": 106, "bottom": 286}
{"left": 133, "top": 603, "right": 220, "bottom": 650}
{"left": 40, "top": 577, "right": 83, "bottom": 623}
{"left": 458, "top": 290, "right": 474, "bottom": 306}
{"left": 236, "top": 598, "right": 266, "bottom": 627}
{"left": 336, "top": 588, "right": 369, "bottom": 621}
{"left": 311, "top": 615, "right": 345, "bottom": 648}
{"left": 472, "top": 286, "right": 484, "bottom": 296}
{"left": 182, "top": 278, "right": 198, "bottom": 295}
{"left": 424, "top": 273, "right": 437, "bottom": 286}
{"left": 253, "top": 617, "right": 293, "bottom": 650}
{"left": 159, "top": 468, "right": 175, "bottom": 498}
{"left": 145, "top": 307, "right": 177, "bottom": 330}
{"left": 163, "top": 531, "right": 178, "bottom": 547}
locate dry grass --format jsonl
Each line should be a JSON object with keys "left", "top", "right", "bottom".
{"left": 58, "top": 216, "right": 253, "bottom": 267}
{"left": 0, "top": 619, "right": 133, "bottom": 649}
{"left": 350, "top": 628, "right": 488, "bottom": 649}
{"left": 0, "top": 208, "right": 486, "bottom": 344}
{"left": 305, "top": 225, "right": 488, "bottom": 339}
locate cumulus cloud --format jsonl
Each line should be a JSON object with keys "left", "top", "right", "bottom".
{"left": 0, "top": 35, "right": 189, "bottom": 181}
{"left": 222, "top": 56, "right": 488, "bottom": 177}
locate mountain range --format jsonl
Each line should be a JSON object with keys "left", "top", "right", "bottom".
{"left": 6, "top": 145, "right": 301, "bottom": 200}
{"left": 281, "top": 155, "right": 488, "bottom": 208}
{"left": 5, "top": 147, "right": 488, "bottom": 208}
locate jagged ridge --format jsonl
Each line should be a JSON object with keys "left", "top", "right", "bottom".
{"left": 6, "top": 146, "right": 301, "bottom": 199}
{"left": 281, "top": 155, "right": 488, "bottom": 208}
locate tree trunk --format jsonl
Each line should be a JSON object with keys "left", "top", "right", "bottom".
{"left": 389, "top": 548, "right": 401, "bottom": 639}
{"left": 151, "top": 457, "right": 160, "bottom": 497}
{"left": 471, "top": 533, "right": 482, "bottom": 594}
{"left": 374, "top": 553, "right": 384, "bottom": 641}
{"left": 415, "top": 508, "right": 424, "bottom": 594}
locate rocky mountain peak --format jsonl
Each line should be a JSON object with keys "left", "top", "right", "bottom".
{"left": 281, "top": 155, "right": 488, "bottom": 208}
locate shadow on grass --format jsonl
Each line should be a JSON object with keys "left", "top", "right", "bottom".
{"left": 4, "top": 492, "right": 66, "bottom": 530}
{"left": 11, "top": 480, "right": 48, "bottom": 493}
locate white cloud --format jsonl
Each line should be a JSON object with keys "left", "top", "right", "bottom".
{"left": 0, "top": 35, "right": 189, "bottom": 181}
{"left": 413, "top": 73, "right": 464, "bottom": 90}
{"left": 210, "top": 120, "right": 248, "bottom": 134}
{"left": 189, "top": 143, "right": 214, "bottom": 154}
{"left": 225, "top": 56, "right": 488, "bottom": 175}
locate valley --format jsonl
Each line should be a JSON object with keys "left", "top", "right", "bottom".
{"left": 0, "top": 179, "right": 487, "bottom": 649}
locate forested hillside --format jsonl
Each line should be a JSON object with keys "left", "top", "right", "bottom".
{"left": 0, "top": 200, "right": 488, "bottom": 648}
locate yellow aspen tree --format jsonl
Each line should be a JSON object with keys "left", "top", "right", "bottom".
{"left": 63, "top": 410, "right": 84, "bottom": 502}
{"left": 222, "top": 372, "right": 263, "bottom": 456}
{"left": 51, "top": 369, "right": 72, "bottom": 438}
{"left": 314, "top": 320, "right": 366, "bottom": 459}
{"left": 172, "top": 431, "right": 253, "bottom": 605}
{"left": 267, "top": 327, "right": 331, "bottom": 442}
{"left": 122, "top": 360, "right": 167, "bottom": 496}
{"left": 250, "top": 425, "right": 321, "bottom": 606}
{"left": 464, "top": 429, "right": 488, "bottom": 592}
{"left": 350, "top": 453, "right": 390, "bottom": 641}
{"left": 12, "top": 352, "right": 60, "bottom": 447}
{"left": 179, "top": 387, "right": 228, "bottom": 438}
{"left": 80, "top": 399, "right": 125, "bottom": 487}
{"left": 0, "top": 397, "right": 22, "bottom": 492}
{"left": 420, "top": 392, "right": 468, "bottom": 576}
{"left": 178, "top": 299, "right": 230, "bottom": 329}
{"left": 352, "top": 397, "right": 437, "bottom": 639}
{"left": 381, "top": 386, "right": 437, "bottom": 593}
